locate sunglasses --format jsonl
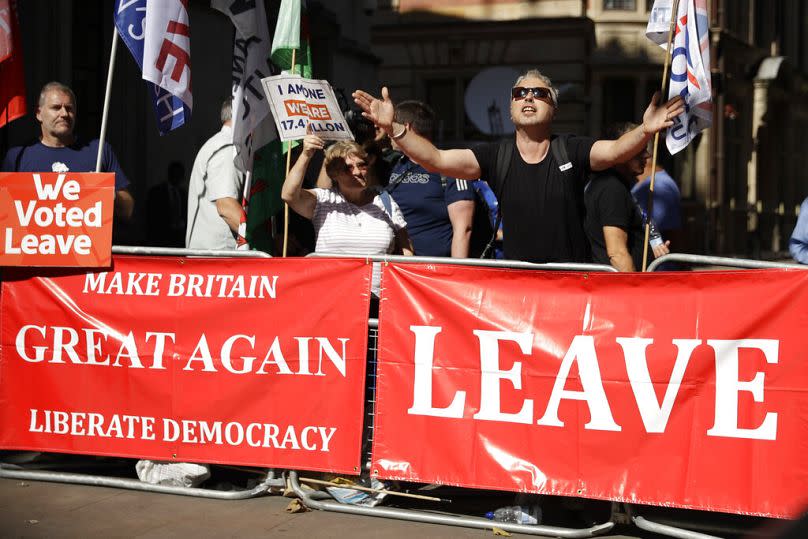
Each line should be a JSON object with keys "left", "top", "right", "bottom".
{"left": 511, "top": 86, "right": 553, "bottom": 101}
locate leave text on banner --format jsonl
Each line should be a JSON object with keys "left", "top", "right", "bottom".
{"left": 373, "top": 263, "right": 808, "bottom": 519}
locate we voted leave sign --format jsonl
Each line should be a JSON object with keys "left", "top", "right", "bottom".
{"left": 0, "top": 173, "right": 114, "bottom": 267}
{"left": 261, "top": 75, "right": 353, "bottom": 142}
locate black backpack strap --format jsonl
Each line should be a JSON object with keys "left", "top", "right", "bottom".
{"left": 480, "top": 139, "right": 514, "bottom": 258}
{"left": 550, "top": 134, "right": 573, "bottom": 173}
{"left": 494, "top": 138, "right": 514, "bottom": 201}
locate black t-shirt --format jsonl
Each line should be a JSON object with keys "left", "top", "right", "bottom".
{"left": 583, "top": 170, "right": 645, "bottom": 269}
{"left": 471, "top": 135, "right": 595, "bottom": 263}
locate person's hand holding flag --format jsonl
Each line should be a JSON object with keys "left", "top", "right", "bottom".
{"left": 641, "top": 91, "right": 686, "bottom": 135}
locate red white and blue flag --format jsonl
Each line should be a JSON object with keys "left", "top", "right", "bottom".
{"left": 0, "top": 0, "right": 26, "bottom": 128}
{"left": 114, "top": 0, "right": 192, "bottom": 135}
{"left": 647, "top": 0, "right": 712, "bottom": 155}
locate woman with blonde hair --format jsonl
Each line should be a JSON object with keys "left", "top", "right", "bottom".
{"left": 282, "top": 133, "right": 413, "bottom": 294}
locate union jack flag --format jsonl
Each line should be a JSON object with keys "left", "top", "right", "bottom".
{"left": 114, "top": 0, "right": 192, "bottom": 135}
{"left": 647, "top": 0, "right": 712, "bottom": 155}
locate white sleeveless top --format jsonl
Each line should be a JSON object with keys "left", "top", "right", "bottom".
{"left": 312, "top": 188, "right": 407, "bottom": 294}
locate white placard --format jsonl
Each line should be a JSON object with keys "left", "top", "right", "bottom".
{"left": 261, "top": 74, "right": 354, "bottom": 142}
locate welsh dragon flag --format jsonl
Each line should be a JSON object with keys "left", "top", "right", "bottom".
{"left": 250, "top": 0, "right": 313, "bottom": 253}
{"left": 212, "top": 0, "right": 312, "bottom": 254}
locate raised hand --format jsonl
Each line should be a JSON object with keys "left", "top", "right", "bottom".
{"left": 302, "top": 132, "right": 325, "bottom": 156}
{"left": 352, "top": 87, "right": 395, "bottom": 131}
{"left": 642, "top": 91, "right": 686, "bottom": 135}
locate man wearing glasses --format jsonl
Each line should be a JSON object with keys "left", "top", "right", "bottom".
{"left": 353, "top": 69, "right": 684, "bottom": 263}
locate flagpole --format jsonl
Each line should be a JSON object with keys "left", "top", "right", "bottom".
{"left": 96, "top": 27, "right": 119, "bottom": 173}
{"left": 642, "top": 0, "right": 681, "bottom": 271}
{"left": 282, "top": 48, "right": 298, "bottom": 258}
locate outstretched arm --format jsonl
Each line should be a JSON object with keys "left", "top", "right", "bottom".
{"left": 353, "top": 87, "right": 481, "bottom": 180}
{"left": 281, "top": 134, "right": 323, "bottom": 220}
{"left": 590, "top": 92, "right": 685, "bottom": 171}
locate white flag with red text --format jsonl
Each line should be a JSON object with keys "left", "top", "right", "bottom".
{"left": 647, "top": 0, "right": 711, "bottom": 154}
{"left": 142, "top": 0, "right": 193, "bottom": 113}
{"left": 211, "top": 0, "right": 277, "bottom": 174}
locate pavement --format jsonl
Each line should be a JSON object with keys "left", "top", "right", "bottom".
{"left": 0, "top": 475, "right": 709, "bottom": 539}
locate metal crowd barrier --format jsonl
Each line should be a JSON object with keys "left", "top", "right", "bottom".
{"left": 306, "top": 251, "right": 619, "bottom": 273}
{"left": 111, "top": 245, "right": 273, "bottom": 258}
{"left": 635, "top": 252, "right": 802, "bottom": 538}
{"left": 0, "top": 246, "right": 283, "bottom": 500}
{"left": 298, "top": 253, "right": 620, "bottom": 536}
{"left": 647, "top": 253, "right": 799, "bottom": 272}
{"left": 2, "top": 249, "right": 795, "bottom": 535}
{"left": 302, "top": 253, "right": 797, "bottom": 538}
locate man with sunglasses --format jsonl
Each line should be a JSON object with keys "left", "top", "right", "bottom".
{"left": 353, "top": 69, "right": 684, "bottom": 263}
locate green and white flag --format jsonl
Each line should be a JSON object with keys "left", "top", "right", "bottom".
{"left": 271, "top": 0, "right": 312, "bottom": 78}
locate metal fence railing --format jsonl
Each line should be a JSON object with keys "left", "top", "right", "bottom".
{"left": 2, "top": 250, "right": 791, "bottom": 536}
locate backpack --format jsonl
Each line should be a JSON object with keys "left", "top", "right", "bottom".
{"left": 478, "top": 135, "right": 575, "bottom": 259}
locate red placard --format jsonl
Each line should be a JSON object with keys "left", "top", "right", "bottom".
{"left": 373, "top": 263, "right": 808, "bottom": 518}
{"left": 0, "top": 172, "right": 114, "bottom": 267}
{"left": 0, "top": 256, "right": 372, "bottom": 473}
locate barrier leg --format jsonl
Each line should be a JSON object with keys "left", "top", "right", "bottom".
{"left": 0, "top": 462, "right": 285, "bottom": 500}
{"left": 288, "top": 470, "right": 615, "bottom": 538}
{"left": 632, "top": 515, "right": 724, "bottom": 539}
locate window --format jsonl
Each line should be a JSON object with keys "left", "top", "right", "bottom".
{"left": 604, "top": 0, "right": 636, "bottom": 10}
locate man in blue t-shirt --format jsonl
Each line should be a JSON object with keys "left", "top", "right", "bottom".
{"left": 1, "top": 81, "right": 134, "bottom": 220}
{"left": 386, "top": 101, "right": 474, "bottom": 257}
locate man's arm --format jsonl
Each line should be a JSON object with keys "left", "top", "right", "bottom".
{"left": 114, "top": 188, "right": 135, "bottom": 221}
{"left": 447, "top": 199, "right": 474, "bottom": 258}
{"left": 1, "top": 147, "right": 20, "bottom": 172}
{"left": 353, "top": 88, "right": 481, "bottom": 180}
{"left": 215, "top": 196, "right": 242, "bottom": 234}
{"left": 395, "top": 227, "right": 414, "bottom": 256}
{"left": 603, "top": 226, "right": 636, "bottom": 272}
{"left": 590, "top": 92, "right": 685, "bottom": 171}
{"left": 790, "top": 199, "right": 808, "bottom": 264}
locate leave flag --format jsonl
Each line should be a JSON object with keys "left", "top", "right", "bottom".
{"left": 646, "top": 0, "right": 711, "bottom": 155}
{"left": 0, "top": 0, "right": 26, "bottom": 128}
{"left": 114, "top": 0, "right": 192, "bottom": 135}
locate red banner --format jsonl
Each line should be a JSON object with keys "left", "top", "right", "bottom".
{"left": 0, "top": 256, "right": 372, "bottom": 473}
{"left": 0, "top": 173, "right": 114, "bottom": 267}
{"left": 373, "top": 263, "right": 808, "bottom": 518}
